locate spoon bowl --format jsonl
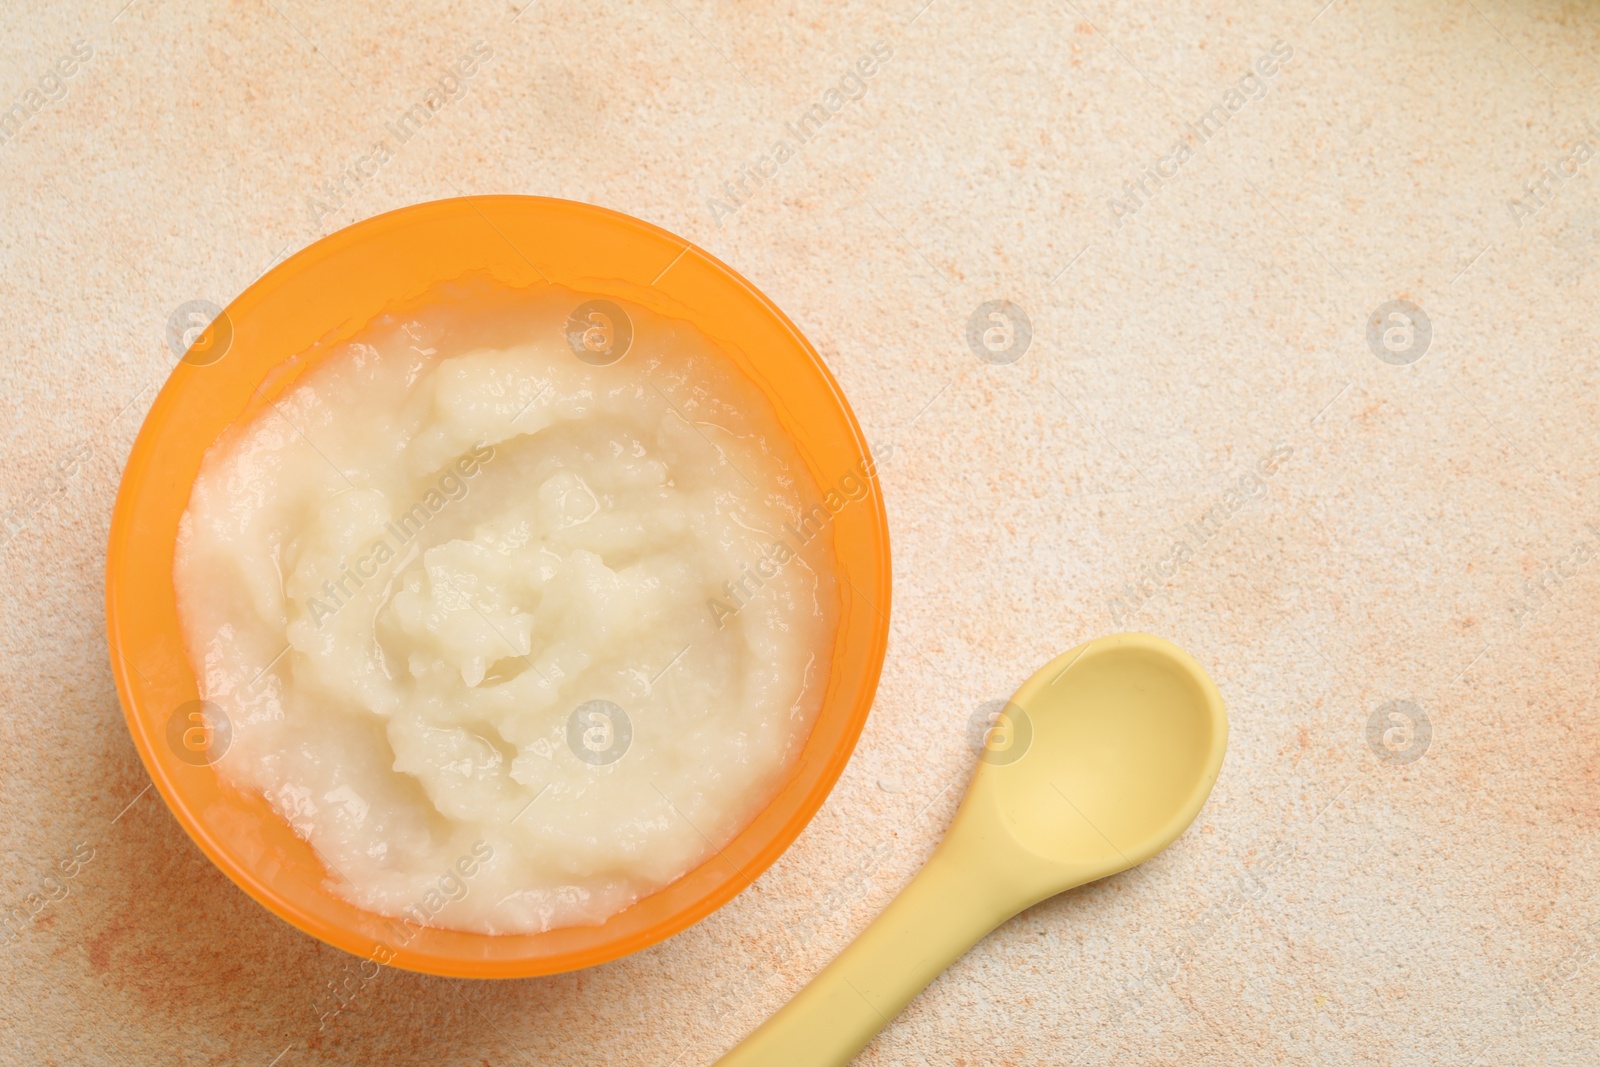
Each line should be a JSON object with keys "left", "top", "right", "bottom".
{"left": 717, "top": 632, "right": 1227, "bottom": 1066}
{"left": 983, "top": 634, "right": 1227, "bottom": 884}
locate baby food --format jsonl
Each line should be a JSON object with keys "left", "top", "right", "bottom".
{"left": 173, "top": 281, "right": 841, "bottom": 934}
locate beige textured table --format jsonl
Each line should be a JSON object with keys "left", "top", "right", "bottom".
{"left": 3, "top": 0, "right": 1598, "bottom": 1063}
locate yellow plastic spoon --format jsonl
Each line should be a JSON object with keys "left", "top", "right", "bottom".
{"left": 715, "top": 632, "right": 1228, "bottom": 1066}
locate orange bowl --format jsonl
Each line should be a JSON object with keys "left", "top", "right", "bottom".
{"left": 105, "top": 196, "right": 891, "bottom": 978}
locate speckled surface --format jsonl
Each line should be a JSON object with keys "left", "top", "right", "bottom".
{"left": 3, "top": 0, "right": 1599, "bottom": 1064}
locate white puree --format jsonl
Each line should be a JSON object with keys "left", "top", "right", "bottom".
{"left": 174, "top": 284, "right": 842, "bottom": 934}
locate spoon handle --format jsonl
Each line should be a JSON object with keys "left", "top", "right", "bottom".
{"left": 714, "top": 830, "right": 1038, "bottom": 1066}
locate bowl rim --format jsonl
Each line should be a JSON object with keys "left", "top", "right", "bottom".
{"left": 105, "top": 195, "right": 892, "bottom": 977}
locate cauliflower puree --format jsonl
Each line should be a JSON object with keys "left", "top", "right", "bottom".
{"left": 174, "top": 281, "right": 842, "bottom": 934}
